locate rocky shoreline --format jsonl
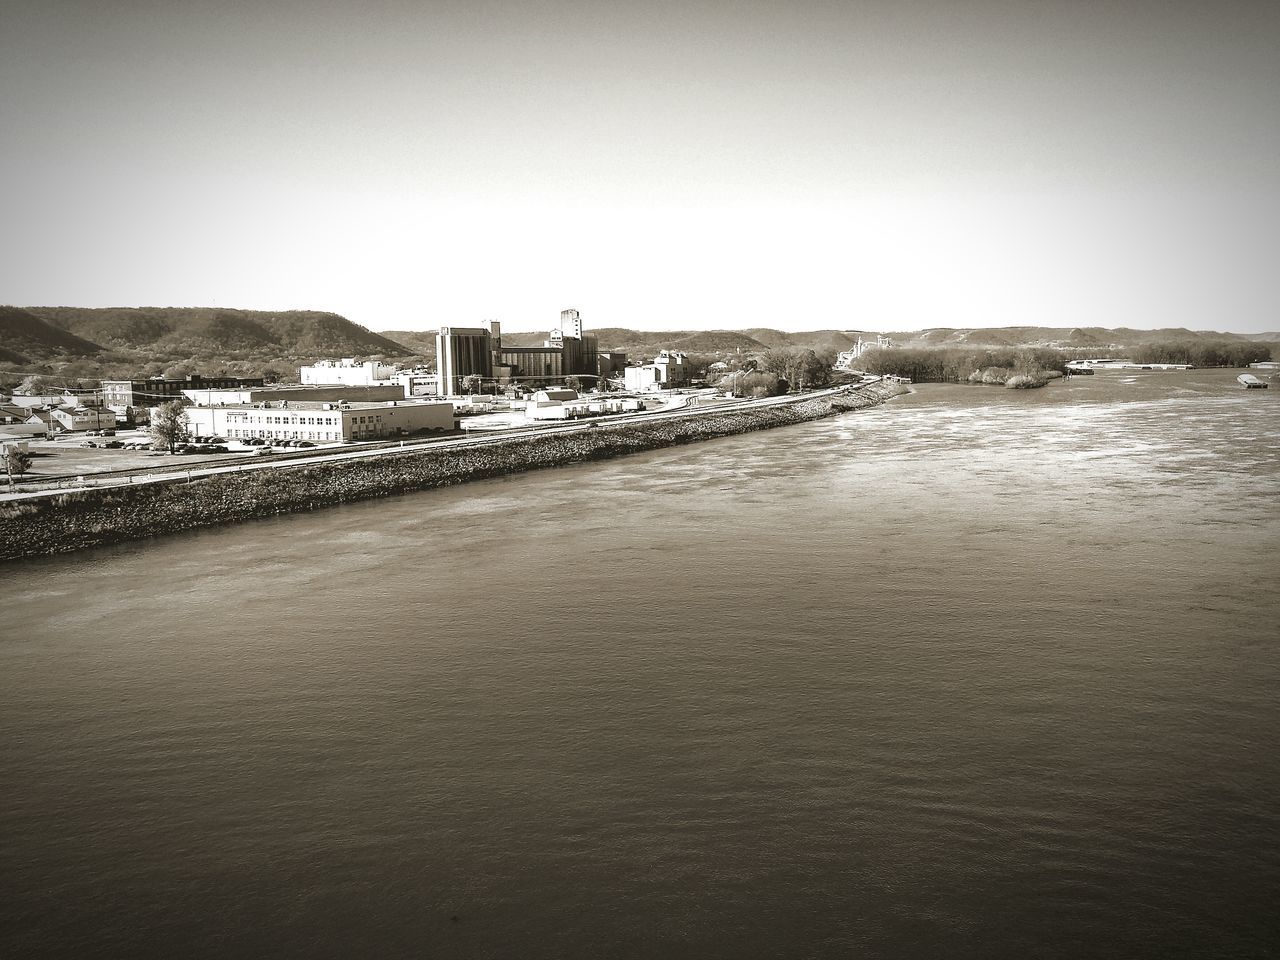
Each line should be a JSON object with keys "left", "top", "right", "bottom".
{"left": 0, "top": 382, "right": 906, "bottom": 562}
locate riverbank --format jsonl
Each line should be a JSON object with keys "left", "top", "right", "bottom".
{"left": 0, "top": 381, "right": 906, "bottom": 561}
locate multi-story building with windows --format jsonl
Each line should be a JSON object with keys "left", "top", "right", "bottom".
{"left": 181, "top": 399, "right": 454, "bottom": 443}
{"left": 182, "top": 385, "right": 403, "bottom": 406}
{"left": 51, "top": 406, "right": 116, "bottom": 432}
{"left": 101, "top": 375, "right": 265, "bottom": 417}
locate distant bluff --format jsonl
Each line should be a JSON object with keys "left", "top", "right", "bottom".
{"left": 4, "top": 306, "right": 411, "bottom": 363}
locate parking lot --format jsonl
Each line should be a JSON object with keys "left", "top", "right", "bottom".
{"left": 15, "top": 429, "right": 341, "bottom": 482}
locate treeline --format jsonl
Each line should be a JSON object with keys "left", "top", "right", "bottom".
{"left": 855, "top": 341, "right": 1272, "bottom": 383}
{"left": 760, "top": 347, "right": 837, "bottom": 389}
{"left": 716, "top": 371, "right": 786, "bottom": 397}
{"left": 854, "top": 347, "right": 1070, "bottom": 384}
{"left": 714, "top": 347, "right": 839, "bottom": 396}
{"left": 1130, "top": 341, "right": 1270, "bottom": 366}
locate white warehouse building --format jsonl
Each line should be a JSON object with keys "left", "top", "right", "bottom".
{"left": 181, "top": 399, "right": 454, "bottom": 443}
{"left": 623, "top": 350, "right": 691, "bottom": 392}
{"left": 300, "top": 358, "right": 398, "bottom": 386}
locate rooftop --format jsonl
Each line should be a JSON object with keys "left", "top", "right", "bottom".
{"left": 209, "top": 399, "right": 450, "bottom": 412}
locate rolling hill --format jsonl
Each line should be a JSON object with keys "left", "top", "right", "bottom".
{"left": 0, "top": 306, "right": 104, "bottom": 364}
{"left": 740, "top": 328, "right": 860, "bottom": 352}
{"left": 17, "top": 306, "right": 410, "bottom": 360}
{"left": 378, "top": 330, "right": 437, "bottom": 355}
{"left": 5, "top": 307, "right": 1271, "bottom": 373}
{"left": 380, "top": 323, "right": 1275, "bottom": 361}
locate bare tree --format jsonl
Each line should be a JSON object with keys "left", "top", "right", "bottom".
{"left": 16, "top": 375, "right": 52, "bottom": 396}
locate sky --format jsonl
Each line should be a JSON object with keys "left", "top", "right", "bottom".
{"left": 1, "top": 0, "right": 1277, "bottom": 334}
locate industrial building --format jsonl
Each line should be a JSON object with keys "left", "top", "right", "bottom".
{"left": 523, "top": 390, "right": 646, "bottom": 421}
{"left": 599, "top": 352, "right": 628, "bottom": 380}
{"left": 300, "top": 359, "right": 398, "bottom": 386}
{"left": 181, "top": 399, "right": 454, "bottom": 443}
{"left": 623, "top": 351, "right": 692, "bottom": 392}
{"left": 182, "top": 385, "right": 404, "bottom": 406}
{"left": 0, "top": 407, "right": 49, "bottom": 439}
{"left": 436, "top": 309, "right": 622, "bottom": 394}
{"left": 101, "top": 375, "right": 265, "bottom": 416}
{"left": 298, "top": 359, "right": 436, "bottom": 397}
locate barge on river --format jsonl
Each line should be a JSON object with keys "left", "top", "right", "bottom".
{"left": 1237, "top": 374, "right": 1269, "bottom": 389}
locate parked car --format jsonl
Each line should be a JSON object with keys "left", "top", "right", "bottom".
{"left": 103, "top": 440, "right": 124, "bottom": 449}
{"left": 296, "top": 441, "right": 314, "bottom": 448}
{"left": 255, "top": 446, "right": 275, "bottom": 455}
{"left": 80, "top": 440, "right": 98, "bottom": 447}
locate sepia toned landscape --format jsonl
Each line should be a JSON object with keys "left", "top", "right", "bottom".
{"left": 3, "top": 1, "right": 1278, "bottom": 958}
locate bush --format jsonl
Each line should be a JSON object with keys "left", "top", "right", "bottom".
{"left": 1005, "top": 373, "right": 1047, "bottom": 389}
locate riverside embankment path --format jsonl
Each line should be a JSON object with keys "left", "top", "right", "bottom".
{"left": 0, "top": 379, "right": 905, "bottom": 560}
{"left": 0, "top": 380, "right": 877, "bottom": 505}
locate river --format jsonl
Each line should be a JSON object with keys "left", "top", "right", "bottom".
{"left": 2, "top": 368, "right": 1277, "bottom": 958}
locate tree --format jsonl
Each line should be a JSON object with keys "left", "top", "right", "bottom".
{"left": 460, "top": 374, "right": 484, "bottom": 394}
{"left": 3, "top": 444, "right": 33, "bottom": 491}
{"left": 760, "top": 347, "right": 832, "bottom": 391}
{"left": 149, "top": 399, "right": 191, "bottom": 453}
{"left": 16, "top": 375, "right": 52, "bottom": 396}
{"left": 565, "top": 376, "right": 583, "bottom": 393}
{"left": 718, "top": 371, "right": 783, "bottom": 397}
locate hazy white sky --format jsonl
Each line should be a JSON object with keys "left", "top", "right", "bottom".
{"left": 2, "top": 0, "right": 1277, "bottom": 333}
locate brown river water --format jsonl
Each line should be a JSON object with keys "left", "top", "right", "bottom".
{"left": 2, "top": 368, "right": 1278, "bottom": 958}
